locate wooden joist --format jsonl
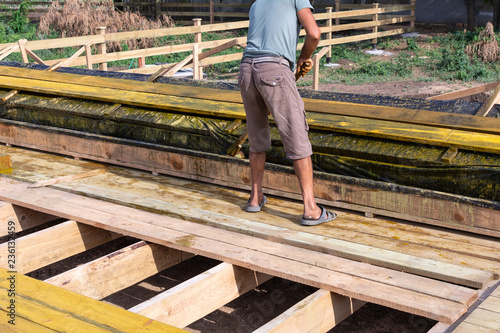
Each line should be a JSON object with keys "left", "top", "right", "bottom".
{"left": 46, "top": 241, "right": 194, "bottom": 300}
{"left": 0, "top": 220, "right": 121, "bottom": 274}
{"left": 1, "top": 66, "right": 499, "bottom": 136}
{"left": 0, "top": 177, "right": 479, "bottom": 323}
{"left": 1, "top": 76, "right": 500, "bottom": 154}
{"left": 0, "top": 202, "right": 59, "bottom": 236}
{"left": 130, "top": 262, "right": 271, "bottom": 327}
{"left": 0, "top": 268, "right": 187, "bottom": 332}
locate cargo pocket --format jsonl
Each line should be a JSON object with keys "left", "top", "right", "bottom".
{"left": 260, "top": 75, "right": 284, "bottom": 87}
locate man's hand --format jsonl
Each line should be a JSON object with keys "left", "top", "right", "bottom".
{"left": 295, "top": 59, "right": 313, "bottom": 81}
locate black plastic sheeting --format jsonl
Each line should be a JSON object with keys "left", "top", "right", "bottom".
{"left": 0, "top": 61, "right": 499, "bottom": 202}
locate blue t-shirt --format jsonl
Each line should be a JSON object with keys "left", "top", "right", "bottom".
{"left": 243, "top": 0, "right": 314, "bottom": 70}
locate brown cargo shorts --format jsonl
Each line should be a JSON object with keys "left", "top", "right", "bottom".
{"left": 238, "top": 59, "right": 312, "bottom": 160}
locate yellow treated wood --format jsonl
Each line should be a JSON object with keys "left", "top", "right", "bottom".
{"left": 8, "top": 65, "right": 497, "bottom": 136}
{"left": 131, "top": 262, "right": 271, "bottom": 327}
{"left": 0, "top": 154, "right": 11, "bottom": 171}
{"left": 1, "top": 75, "right": 499, "bottom": 154}
{"left": 45, "top": 241, "right": 193, "bottom": 300}
{"left": 254, "top": 290, "right": 365, "bottom": 333}
{"left": 0, "top": 268, "right": 187, "bottom": 332}
{"left": 0, "top": 220, "right": 121, "bottom": 274}
{"left": 0, "top": 311, "right": 57, "bottom": 332}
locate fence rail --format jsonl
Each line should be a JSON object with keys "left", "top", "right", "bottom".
{"left": 0, "top": 2, "right": 416, "bottom": 89}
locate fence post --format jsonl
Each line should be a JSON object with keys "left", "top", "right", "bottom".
{"left": 372, "top": 3, "right": 379, "bottom": 50}
{"left": 85, "top": 43, "right": 92, "bottom": 69}
{"left": 335, "top": 0, "right": 340, "bottom": 26}
{"left": 193, "top": 18, "right": 202, "bottom": 43}
{"left": 325, "top": 7, "right": 332, "bottom": 64}
{"left": 312, "top": 52, "right": 320, "bottom": 90}
{"left": 17, "top": 39, "right": 28, "bottom": 63}
{"left": 193, "top": 18, "right": 202, "bottom": 80}
{"left": 210, "top": 0, "right": 214, "bottom": 25}
{"left": 193, "top": 43, "right": 200, "bottom": 80}
{"left": 97, "top": 27, "right": 107, "bottom": 71}
{"left": 410, "top": 0, "right": 415, "bottom": 29}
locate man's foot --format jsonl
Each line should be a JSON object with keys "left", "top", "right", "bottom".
{"left": 246, "top": 195, "right": 268, "bottom": 212}
{"left": 300, "top": 205, "right": 337, "bottom": 226}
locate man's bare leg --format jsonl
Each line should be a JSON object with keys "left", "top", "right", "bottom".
{"left": 293, "top": 156, "right": 322, "bottom": 219}
{"left": 248, "top": 151, "right": 266, "bottom": 207}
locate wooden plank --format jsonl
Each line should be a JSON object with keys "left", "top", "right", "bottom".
{"left": 428, "top": 81, "right": 500, "bottom": 101}
{"left": 475, "top": 83, "right": 500, "bottom": 117}
{"left": 0, "top": 311, "right": 57, "bottom": 332}
{"left": 0, "top": 220, "right": 121, "bottom": 273}
{"left": 45, "top": 241, "right": 193, "bottom": 300}
{"left": 0, "top": 90, "right": 19, "bottom": 102}
{"left": 0, "top": 178, "right": 475, "bottom": 323}
{"left": 28, "top": 168, "right": 106, "bottom": 188}
{"left": 2, "top": 66, "right": 499, "bottom": 136}
{"left": 50, "top": 182, "right": 494, "bottom": 289}
{"left": 0, "top": 124, "right": 498, "bottom": 238}
{"left": 462, "top": 308, "right": 500, "bottom": 330}
{"left": 130, "top": 262, "right": 272, "bottom": 327}
{"left": 0, "top": 203, "right": 59, "bottom": 237}
{"left": 254, "top": 290, "right": 365, "bottom": 333}
{"left": 1, "top": 76, "right": 499, "bottom": 154}
{"left": 0, "top": 268, "right": 188, "bottom": 332}
{"left": 478, "top": 295, "right": 500, "bottom": 312}
{"left": 452, "top": 322, "right": 498, "bottom": 333}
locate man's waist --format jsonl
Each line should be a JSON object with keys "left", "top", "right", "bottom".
{"left": 241, "top": 56, "right": 292, "bottom": 68}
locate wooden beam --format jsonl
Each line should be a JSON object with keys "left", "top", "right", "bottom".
{"left": 28, "top": 168, "right": 106, "bottom": 188}
{"left": 0, "top": 123, "right": 498, "bottom": 238}
{"left": 25, "top": 47, "right": 47, "bottom": 65}
{"left": 475, "top": 83, "right": 500, "bottom": 117}
{"left": 0, "top": 203, "right": 59, "bottom": 237}
{"left": 0, "top": 268, "right": 188, "bottom": 332}
{"left": 428, "top": 81, "right": 500, "bottom": 101}
{"left": 1, "top": 66, "right": 499, "bottom": 137}
{"left": 60, "top": 42, "right": 93, "bottom": 68}
{"left": 130, "top": 262, "right": 271, "bottom": 327}
{"left": 0, "top": 178, "right": 477, "bottom": 324}
{"left": 0, "top": 220, "right": 121, "bottom": 273}
{"left": 1, "top": 76, "right": 499, "bottom": 154}
{"left": 17, "top": 39, "right": 28, "bottom": 63}
{"left": 45, "top": 241, "right": 194, "bottom": 300}
{"left": 254, "top": 290, "right": 365, "bottom": 333}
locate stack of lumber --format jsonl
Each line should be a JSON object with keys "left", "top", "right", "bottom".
{"left": 0, "top": 63, "right": 499, "bottom": 237}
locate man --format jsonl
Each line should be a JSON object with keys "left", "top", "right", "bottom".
{"left": 239, "top": 0, "right": 337, "bottom": 226}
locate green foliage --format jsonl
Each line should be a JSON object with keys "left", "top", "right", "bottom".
{"left": 9, "top": 0, "right": 32, "bottom": 33}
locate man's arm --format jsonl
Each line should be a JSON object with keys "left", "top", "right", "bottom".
{"left": 296, "top": 7, "right": 321, "bottom": 76}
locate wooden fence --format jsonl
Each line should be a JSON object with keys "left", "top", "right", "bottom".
{"left": 0, "top": 2, "right": 416, "bottom": 88}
